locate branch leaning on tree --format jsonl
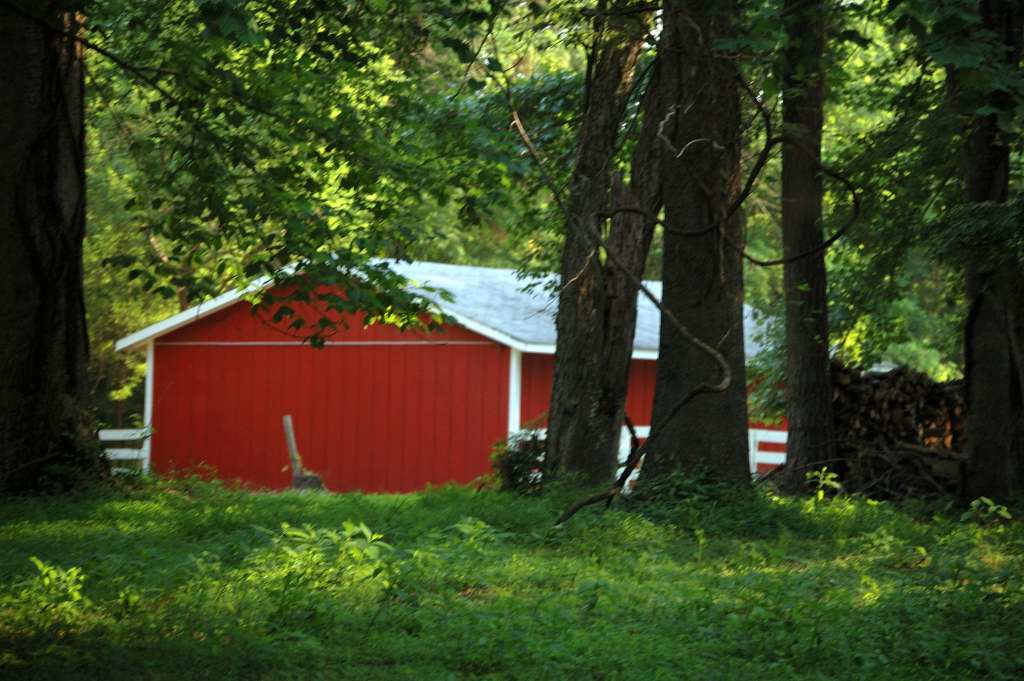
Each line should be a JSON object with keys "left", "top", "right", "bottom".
{"left": 730, "top": 155, "right": 859, "bottom": 266}
{"left": 594, "top": 75, "right": 860, "bottom": 252}
{"left": 509, "top": 73, "right": 858, "bottom": 523}
{"left": 636, "top": 77, "right": 861, "bottom": 266}
{"left": 507, "top": 107, "right": 732, "bottom": 525}
{"left": 728, "top": 76, "right": 861, "bottom": 267}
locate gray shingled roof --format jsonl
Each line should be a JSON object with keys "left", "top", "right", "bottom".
{"left": 393, "top": 260, "right": 765, "bottom": 357}
{"left": 117, "top": 259, "right": 766, "bottom": 356}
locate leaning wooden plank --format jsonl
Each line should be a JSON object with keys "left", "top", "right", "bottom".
{"left": 282, "top": 415, "right": 324, "bottom": 490}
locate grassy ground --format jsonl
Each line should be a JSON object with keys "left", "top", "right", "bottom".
{"left": 1, "top": 477, "right": 1022, "bottom": 680}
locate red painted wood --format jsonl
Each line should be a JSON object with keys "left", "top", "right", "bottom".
{"left": 750, "top": 419, "right": 789, "bottom": 431}
{"left": 519, "top": 354, "right": 658, "bottom": 427}
{"left": 149, "top": 290, "right": 782, "bottom": 492}
{"left": 162, "top": 285, "right": 486, "bottom": 345}
{"left": 151, "top": 297, "right": 509, "bottom": 491}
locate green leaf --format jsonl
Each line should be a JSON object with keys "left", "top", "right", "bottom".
{"left": 441, "top": 37, "right": 476, "bottom": 64}
{"left": 272, "top": 305, "right": 295, "bottom": 322}
{"left": 836, "top": 29, "right": 871, "bottom": 49}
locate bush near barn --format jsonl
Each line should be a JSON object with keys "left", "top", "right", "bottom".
{"left": 1, "top": 478, "right": 1023, "bottom": 680}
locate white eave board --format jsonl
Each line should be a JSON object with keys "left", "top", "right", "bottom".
{"left": 115, "top": 260, "right": 767, "bottom": 359}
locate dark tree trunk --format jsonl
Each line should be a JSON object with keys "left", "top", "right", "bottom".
{"left": 956, "top": 0, "right": 1024, "bottom": 501}
{"left": 0, "top": 6, "right": 98, "bottom": 492}
{"left": 776, "top": 0, "right": 837, "bottom": 492}
{"left": 642, "top": 0, "right": 750, "bottom": 484}
{"left": 547, "top": 4, "right": 660, "bottom": 484}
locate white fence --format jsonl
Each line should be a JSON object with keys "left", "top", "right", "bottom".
{"left": 748, "top": 427, "right": 787, "bottom": 474}
{"left": 615, "top": 424, "right": 788, "bottom": 487}
{"left": 98, "top": 429, "right": 150, "bottom": 472}
{"left": 109, "top": 423, "right": 786, "bottom": 480}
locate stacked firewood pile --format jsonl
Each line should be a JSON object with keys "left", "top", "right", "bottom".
{"left": 830, "top": 362, "right": 966, "bottom": 499}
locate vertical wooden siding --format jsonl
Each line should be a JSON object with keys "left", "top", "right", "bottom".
{"left": 520, "top": 353, "right": 658, "bottom": 427}
{"left": 147, "top": 291, "right": 786, "bottom": 490}
{"left": 150, "top": 299, "right": 509, "bottom": 491}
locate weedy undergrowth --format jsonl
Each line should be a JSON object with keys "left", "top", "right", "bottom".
{"left": 0, "top": 478, "right": 1021, "bottom": 680}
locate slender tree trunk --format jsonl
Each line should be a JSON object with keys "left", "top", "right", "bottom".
{"left": 642, "top": 0, "right": 750, "bottom": 484}
{"left": 776, "top": 0, "right": 836, "bottom": 492}
{"left": 547, "top": 3, "right": 660, "bottom": 484}
{"left": 956, "top": 0, "right": 1024, "bottom": 501}
{"left": 0, "top": 6, "right": 98, "bottom": 492}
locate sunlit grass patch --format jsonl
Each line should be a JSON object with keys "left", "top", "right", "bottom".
{"left": 0, "top": 477, "right": 1022, "bottom": 679}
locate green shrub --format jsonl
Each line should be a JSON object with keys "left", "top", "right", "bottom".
{"left": 6, "top": 557, "right": 92, "bottom": 632}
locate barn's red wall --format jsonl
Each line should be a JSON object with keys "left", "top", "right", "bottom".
{"left": 151, "top": 298, "right": 509, "bottom": 491}
{"left": 161, "top": 290, "right": 487, "bottom": 345}
{"left": 520, "top": 353, "right": 658, "bottom": 427}
{"left": 148, "top": 289, "right": 787, "bottom": 490}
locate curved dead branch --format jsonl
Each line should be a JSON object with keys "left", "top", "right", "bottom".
{"left": 507, "top": 110, "right": 733, "bottom": 525}
{"left": 727, "top": 152, "right": 860, "bottom": 267}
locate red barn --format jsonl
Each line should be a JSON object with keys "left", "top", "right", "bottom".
{"left": 114, "top": 261, "right": 786, "bottom": 490}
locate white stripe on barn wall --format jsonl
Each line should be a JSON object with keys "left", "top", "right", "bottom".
{"left": 154, "top": 340, "right": 495, "bottom": 347}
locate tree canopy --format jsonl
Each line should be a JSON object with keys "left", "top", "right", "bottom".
{"left": 2, "top": 0, "right": 1023, "bottom": 499}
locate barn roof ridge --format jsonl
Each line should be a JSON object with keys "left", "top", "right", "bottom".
{"left": 115, "top": 259, "right": 766, "bottom": 358}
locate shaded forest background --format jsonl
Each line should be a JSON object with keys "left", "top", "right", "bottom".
{"left": 84, "top": 0, "right": 966, "bottom": 420}
{"left": 4, "top": 0, "right": 1022, "bottom": 498}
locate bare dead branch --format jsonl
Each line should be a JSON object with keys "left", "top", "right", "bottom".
{"left": 726, "top": 76, "right": 778, "bottom": 222}
{"left": 726, "top": 151, "right": 860, "bottom": 267}
{"left": 506, "top": 108, "right": 734, "bottom": 525}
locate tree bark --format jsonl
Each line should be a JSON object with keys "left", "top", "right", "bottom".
{"left": 776, "top": 0, "right": 837, "bottom": 492}
{"left": 0, "top": 6, "right": 97, "bottom": 492}
{"left": 956, "top": 0, "right": 1024, "bottom": 501}
{"left": 546, "top": 3, "right": 660, "bottom": 484}
{"left": 642, "top": 0, "right": 750, "bottom": 484}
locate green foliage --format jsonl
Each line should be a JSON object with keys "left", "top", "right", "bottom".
{"left": 741, "top": 1, "right": 969, "bottom": 392}
{"left": 0, "top": 481, "right": 1019, "bottom": 675}
{"left": 805, "top": 467, "right": 843, "bottom": 505}
{"left": 961, "top": 496, "right": 1014, "bottom": 525}
{"left": 4, "top": 557, "right": 93, "bottom": 633}
{"left": 929, "top": 198, "right": 1024, "bottom": 270}
{"left": 80, "top": 0, "right": 558, "bottom": 361}
{"left": 1, "top": 480, "right": 1023, "bottom": 678}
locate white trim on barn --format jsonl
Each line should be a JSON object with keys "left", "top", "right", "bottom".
{"left": 507, "top": 348, "right": 522, "bottom": 435}
{"left": 116, "top": 290, "right": 653, "bottom": 359}
{"left": 116, "top": 276, "right": 273, "bottom": 352}
{"left": 142, "top": 342, "right": 154, "bottom": 471}
{"left": 113, "top": 262, "right": 693, "bottom": 360}
{"left": 112, "top": 274, "right": 550, "bottom": 355}
{"left": 154, "top": 340, "right": 494, "bottom": 347}
{"left": 439, "top": 309, "right": 535, "bottom": 354}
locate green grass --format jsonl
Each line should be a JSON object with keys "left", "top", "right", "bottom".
{"left": 1, "top": 477, "right": 1022, "bottom": 680}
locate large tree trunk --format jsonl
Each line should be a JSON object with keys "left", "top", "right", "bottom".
{"left": 957, "top": 0, "right": 1024, "bottom": 501}
{"left": 546, "top": 4, "right": 660, "bottom": 484}
{"left": 776, "top": 0, "right": 837, "bottom": 492}
{"left": 642, "top": 0, "right": 750, "bottom": 484}
{"left": 0, "top": 6, "right": 97, "bottom": 492}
